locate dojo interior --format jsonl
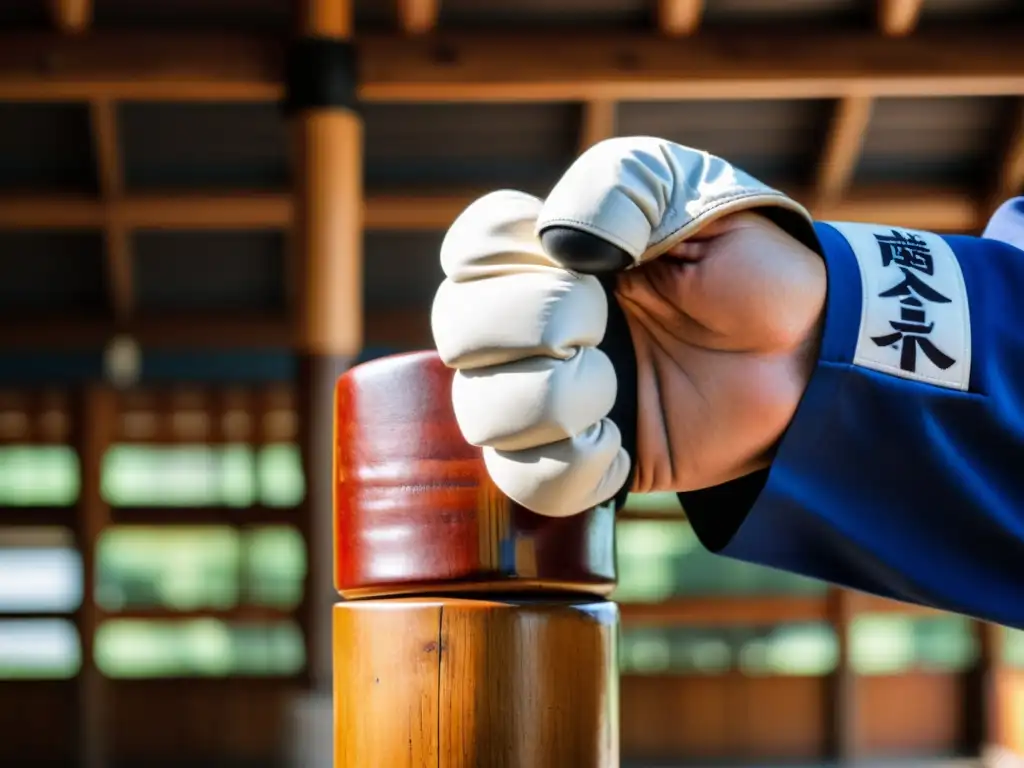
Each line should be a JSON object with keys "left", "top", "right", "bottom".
{"left": 1, "top": 0, "right": 1024, "bottom": 766}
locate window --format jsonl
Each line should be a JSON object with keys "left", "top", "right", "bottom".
{"left": 850, "top": 613, "right": 978, "bottom": 674}
{"left": 0, "top": 527, "right": 81, "bottom": 613}
{"left": 101, "top": 443, "right": 304, "bottom": 507}
{"left": 258, "top": 444, "right": 305, "bottom": 508}
{"left": 96, "top": 526, "right": 306, "bottom": 611}
{"left": 620, "top": 623, "right": 837, "bottom": 676}
{"left": 614, "top": 517, "right": 827, "bottom": 603}
{"left": 95, "top": 619, "right": 304, "bottom": 678}
{"left": 0, "top": 619, "right": 81, "bottom": 679}
{"left": 0, "top": 446, "right": 79, "bottom": 506}
{"left": 243, "top": 526, "right": 306, "bottom": 608}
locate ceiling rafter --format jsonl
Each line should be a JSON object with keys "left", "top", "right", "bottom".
{"left": 877, "top": 0, "right": 925, "bottom": 37}
{"left": 812, "top": 95, "right": 874, "bottom": 214}
{"left": 48, "top": 0, "right": 92, "bottom": 35}
{"left": 655, "top": 0, "right": 704, "bottom": 37}
{"left": 1, "top": 29, "right": 1022, "bottom": 103}
{"left": 397, "top": 0, "right": 441, "bottom": 36}
{"left": 88, "top": 98, "right": 134, "bottom": 323}
{"left": 578, "top": 99, "right": 618, "bottom": 154}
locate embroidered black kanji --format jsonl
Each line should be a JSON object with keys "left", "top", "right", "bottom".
{"left": 872, "top": 232, "right": 956, "bottom": 373}
{"left": 872, "top": 299, "right": 956, "bottom": 373}
{"left": 879, "top": 267, "right": 951, "bottom": 304}
{"left": 875, "top": 230, "right": 934, "bottom": 275}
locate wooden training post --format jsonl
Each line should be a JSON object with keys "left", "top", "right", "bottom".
{"left": 333, "top": 351, "right": 621, "bottom": 767}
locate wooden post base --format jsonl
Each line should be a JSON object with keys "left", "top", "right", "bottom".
{"left": 333, "top": 597, "right": 620, "bottom": 768}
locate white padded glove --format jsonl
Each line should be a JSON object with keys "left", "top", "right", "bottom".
{"left": 538, "top": 136, "right": 812, "bottom": 270}
{"left": 431, "top": 137, "right": 814, "bottom": 517}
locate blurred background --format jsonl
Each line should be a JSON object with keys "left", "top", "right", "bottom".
{"left": 1, "top": 0, "right": 1023, "bottom": 766}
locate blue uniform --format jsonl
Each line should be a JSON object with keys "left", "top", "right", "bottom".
{"left": 679, "top": 198, "right": 1024, "bottom": 629}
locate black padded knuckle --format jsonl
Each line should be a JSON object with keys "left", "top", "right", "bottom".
{"left": 539, "top": 226, "right": 632, "bottom": 275}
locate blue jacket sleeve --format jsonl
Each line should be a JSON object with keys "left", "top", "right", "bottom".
{"left": 679, "top": 198, "right": 1024, "bottom": 629}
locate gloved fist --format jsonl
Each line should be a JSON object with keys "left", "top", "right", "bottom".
{"left": 431, "top": 138, "right": 828, "bottom": 517}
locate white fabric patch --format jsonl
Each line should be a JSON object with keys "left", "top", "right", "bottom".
{"left": 827, "top": 222, "right": 972, "bottom": 391}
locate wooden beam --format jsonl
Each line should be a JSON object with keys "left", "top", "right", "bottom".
{"left": 49, "top": 0, "right": 92, "bottom": 35}
{"left": 0, "top": 196, "right": 104, "bottom": 227}
{"left": 362, "top": 192, "right": 474, "bottom": 230}
{"left": 579, "top": 99, "right": 617, "bottom": 154}
{"left": 0, "top": 184, "right": 986, "bottom": 234}
{"left": 656, "top": 0, "right": 704, "bottom": 37}
{"left": 0, "top": 310, "right": 433, "bottom": 351}
{"left": 0, "top": 314, "right": 292, "bottom": 349}
{"left": 846, "top": 592, "right": 945, "bottom": 616}
{"left": 89, "top": 99, "right": 134, "bottom": 321}
{"left": 0, "top": 34, "right": 283, "bottom": 102}
{"left": 877, "top": 0, "right": 925, "bottom": 37}
{"left": 813, "top": 96, "right": 874, "bottom": 211}
{"left": 0, "top": 184, "right": 987, "bottom": 237}
{"left": 397, "top": 0, "right": 440, "bottom": 35}
{"left": 359, "top": 28, "right": 1024, "bottom": 102}
{"left": 1, "top": 28, "right": 1023, "bottom": 103}
{"left": 119, "top": 193, "right": 293, "bottom": 229}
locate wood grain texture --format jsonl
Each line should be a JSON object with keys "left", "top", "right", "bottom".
{"left": 333, "top": 597, "right": 619, "bottom": 768}
{"left": 291, "top": 111, "right": 364, "bottom": 358}
{"left": 333, "top": 351, "right": 618, "bottom": 599}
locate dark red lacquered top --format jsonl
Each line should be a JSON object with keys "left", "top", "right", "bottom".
{"left": 333, "top": 350, "right": 617, "bottom": 599}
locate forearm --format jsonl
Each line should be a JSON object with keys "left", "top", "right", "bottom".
{"left": 682, "top": 220, "right": 1024, "bottom": 628}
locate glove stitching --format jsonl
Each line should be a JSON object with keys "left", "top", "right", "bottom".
{"left": 649, "top": 191, "right": 806, "bottom": 251}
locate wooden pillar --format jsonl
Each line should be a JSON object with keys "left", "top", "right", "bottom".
{"left": 826, "top": 587, "right": 859, "bottom": 764}
{"left": 333, "top": 352, "right": 620, "bottom": 767}
{"left": 964, "top": 620, "right": 1006, "bottom": 760}
{"left": 74, "top": 385, "right": 115, "bottom": 768}
{"left": 287, "top": 0, "right": 363, "bottom": 691}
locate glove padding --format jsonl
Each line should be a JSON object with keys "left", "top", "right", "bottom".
{"left": 538, "top": 136, "right": 814, "bottom": 270}
{"left": 432, "top": 138, "right": 817, "bottom": 518}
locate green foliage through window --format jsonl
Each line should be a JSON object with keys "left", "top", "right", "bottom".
{"left": 850, "top": 613, "right": 978, "bottom": 674}
{"left": 613, "top": 517, "right": 827, "bottom": 603}
{"left": 0, "top": 443, "right": 306, "bottom": 508}
{"left": 95, "top": 619, "right": 305, "bottom": 678}
{"left": 620, "top": 623, "right": 837, "bottom": 676}
{"left": 96, "top": 526, "right": 306, "bottom": 612}
{"left": 101, "top": 444, "right": 305, "bottom": 508}
{"left": 0, "top": 446, "right": 79, "bottom": 506}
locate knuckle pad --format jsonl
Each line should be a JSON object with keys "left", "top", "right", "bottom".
{"left": 451, "top": 347, "right": 617, "bottom": 451}
{"left": 440, "top": 190, "right": 549, "bottom": 279}
{"left": 482, "top": 419, "right": 631, "bottom": 518}
{"left": 431, "top": 272, "right": 608, "bottom": 370}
